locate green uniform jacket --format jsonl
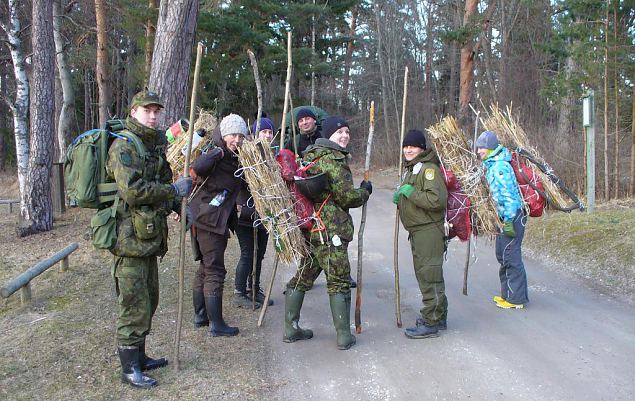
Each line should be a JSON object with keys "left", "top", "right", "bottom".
{"left": 397, "top": 149, "right": 448, "bottom": 233}
{"left": 106, "top": 117, "right": 176, "bottom": 257}
{"left": 303, "top": 138, "right": 369, "bottom": 242}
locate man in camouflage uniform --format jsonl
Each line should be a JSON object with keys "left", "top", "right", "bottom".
{"left": 285, "top": 116, "right": 372, "bottom": 350}
{"left": 393, "top": 129, "right": 449, "bottom": 339}
{"left": 106, "top": 90, "right": 192, "bottom": 388}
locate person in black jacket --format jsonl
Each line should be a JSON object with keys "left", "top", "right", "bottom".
{"left": 189, "top": 114, "right": 247, "bottom": 337}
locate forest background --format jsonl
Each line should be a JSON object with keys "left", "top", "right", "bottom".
{"left": 0, "top": 0, "right": 634, "bottom": 235}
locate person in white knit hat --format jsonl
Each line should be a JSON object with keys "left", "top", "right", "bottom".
{"left": 188, "top": 113, "right": 248, "bottom": 337}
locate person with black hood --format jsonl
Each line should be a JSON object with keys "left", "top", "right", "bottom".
{"left": 283, "top": 107, "right": 324, "bottom": 155}
{"left": 393, "top": 129, "right": 449, "bottom": 339}
{"left": 189, "top": 113, "right": 247, "bottom": 337}
{"left": 284, "top": 116, "right": 372, "bottom": 350}
{"left": 232, "top": 117, "right": 276, "bottom": 309}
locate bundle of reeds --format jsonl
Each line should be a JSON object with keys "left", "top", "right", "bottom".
{"left": 237, "top": 139, "right": 308, "bottom": 264}
{"left": 167, "top": 109, "right": 218, "bottom": 179}
{"left": 480, "top": 104, "right": 569, "bottom": 209}
{"left": 427, "top": 116, "right": 501, "bottom": 237}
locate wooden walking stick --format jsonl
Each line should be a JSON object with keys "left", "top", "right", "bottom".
{"left": 355, "top": 101, "right": 375, "bottom": 334}
{"left": 392, "top": 66, "right": 408, "bottom": 328}
{"left": 279, "top": 32, "right": 293, "bottom": 149}
{"left": 462, "top": 107, "right": 480, "bottom": 296}
{"left": 174, "top": 42, "right": 203, "bottom": 371}
{"left": 257, "top": 253, "right": 279, "bottom": 327}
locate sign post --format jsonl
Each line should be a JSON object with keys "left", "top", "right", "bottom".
{"left": 582, "top": 89, "right": 595, "bottom": 213}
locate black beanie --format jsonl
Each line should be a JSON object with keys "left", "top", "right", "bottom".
{"left": 402, "top": 129, "right": 426, "bottom": 149}
{"left": 296, "top": 107, "right": 317, "bottom": 122}
{"left": 322, "top": 116, "right": 349, "bottom": 138}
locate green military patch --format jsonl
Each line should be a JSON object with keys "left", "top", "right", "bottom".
{"left": 425, "top": 168, "right": 435, "bottom": 180}
{"left": 120, "top": 151, "right": 133, "bottom": 167}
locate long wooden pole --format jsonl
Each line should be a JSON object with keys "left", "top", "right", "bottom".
{"left": 280, "top": 32, "right": 292, "bottom": 149}
{"left": 247, "top": 49, "right": 262, "bottom": 138}
{"left": 174, "top": 42, "right": 203, "bottom": 371}
{"left": 257, "top": 254, "right": 279, "bottom": 327}
{"left": 393, "top": 66, "right": 408, "bottom": 328}
{"left": 355, "top": 101, "right": 375, "bottom": 334}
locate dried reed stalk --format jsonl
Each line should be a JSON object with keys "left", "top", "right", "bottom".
{"left": 480, "top": 104, "right": 569, "bottom": 209}
{"left": 237, "top": 139, "right": 308, "bottom": 264}
{"left": 167, "top": 109, "right": 218, "bottom": 179}
{"left": 427, "top": 116, "right": 500, "bottom": 237}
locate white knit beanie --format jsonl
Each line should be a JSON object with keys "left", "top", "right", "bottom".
{"left": 220, "top": 113, "right": 248, "bottom": 137}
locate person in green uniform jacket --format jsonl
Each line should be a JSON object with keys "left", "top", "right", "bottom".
{"left": 284, "top": 116, "right": 372, "bottom": 350}
{"left": 393, "top": 129, "right": 449, "bottom": 339}
{"left": 106, "top": 90, "right": 192, "bottom": 388}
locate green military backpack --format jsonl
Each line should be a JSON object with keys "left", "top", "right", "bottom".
{"left": 64, "top": 119, "right": 148, "bottom": 209}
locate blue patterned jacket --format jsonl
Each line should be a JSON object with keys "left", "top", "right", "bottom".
{"left": 482, "top": 145, "right": 522, "bottom": 221}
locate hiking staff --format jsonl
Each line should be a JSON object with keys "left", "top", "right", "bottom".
{"left": 174, "top": 42, "right": 203, "bottom": 371}
{"left": 355, "top": 101, "right": 375, "bottom": 334}
{"left": 393, "top": 66, "right": 408, "bottom": 328}
{"left": 279, "top": 32, "right": 292, "bottom": 149}
{"left": 257, "top": 253, "right": 279, "bottom": 327}
{"left": 462, "top": 108, "right": 480, "bottom": 296}
{"left": 247, "top": 49, "right": 263, "bottom": 138}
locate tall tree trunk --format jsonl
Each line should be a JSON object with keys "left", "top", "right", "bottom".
{"left": 342, "top": 5, "right": 358, "bottom": 101}
{"left": 602, "top": 3, "right": 609, "bottom": 200}
{"left": 447, "top": 1, "right": 461, "bottom": 116}
{"left": 630, "top": 70, "right": 635, "bottom": 196}
{"left": 148, "top": 0, "right": 199, "bottom": 126}
{"left": 20, "top": 0, "right": 55, "bottom": 236}
{"left": 144, "top": 0, "right": 158, "bottom": 84}
{"left": 1, "top": 0, "right": 30, "bottom": 213}
{"left": 95, "top": 0, "right": 112, "bottom": 126}
{"left": 374, "top": 2, "right": 395, "bottom": 148}
{"left": 0, "top": 61, "right": 6, "bottom": 171}
{"left": 459, "top": 0, "right": 478, "bottom": 118}
{"left": 83, "top": 67, "right": 91, "bottom": 131}
{"left": 53, "top": 0, "right": 79, "bottom": 162}
{"left": 310, "top": 0, "right": 316, "bottom": 106}
{"left": 612, "top": 1, "right": 619, "bottom": 198}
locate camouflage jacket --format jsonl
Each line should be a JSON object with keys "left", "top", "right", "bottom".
{"left": 302, "top": 138, "right": 369, "bottom": 242}
{"left": 106, "top": 116, "right": 176, "bottom": 257}
{"left": 397, "top": 149, "right": 448, "bottom": 232}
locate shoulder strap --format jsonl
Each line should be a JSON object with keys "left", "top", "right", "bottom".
{"left": 111, "top": 131, "right": 149, "bottom": 159}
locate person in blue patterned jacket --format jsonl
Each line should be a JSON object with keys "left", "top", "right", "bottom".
{"left": 476, "top": 130, "right": 529, "bottom": 309}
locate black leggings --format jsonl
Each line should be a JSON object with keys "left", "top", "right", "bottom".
{"left": 234, "top": 224, "right": 269, "bottom": 293}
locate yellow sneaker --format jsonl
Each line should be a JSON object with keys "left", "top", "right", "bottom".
{"left": 493, "top": 296, "right": 505, "bottom": 303}
{"left": 495, "top": 300, "right": 524, "bottom": 309}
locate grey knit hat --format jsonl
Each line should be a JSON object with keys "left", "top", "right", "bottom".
{"left": 219, "top": 113, "right": 248, "bottom": 137}
{"left": 475, "top": 130, "right": 499, "bottom": 150}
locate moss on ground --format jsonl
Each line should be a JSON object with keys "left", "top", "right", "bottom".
{"left": 524, "top": 200, "right": 635, "bottom": 300}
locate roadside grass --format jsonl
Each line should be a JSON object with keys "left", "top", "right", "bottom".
{"left": 524, "top": 199, "right": 635, "bottom": 301}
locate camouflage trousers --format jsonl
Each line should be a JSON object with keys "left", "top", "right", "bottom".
{"left": 112, "top": 255, "right": 159, "bottom": 346}
{"left": 287, "top": 234, "right": 352, "bottom": 295}
{"left": 409, "top": 227, "right": 447, "bottom": 325}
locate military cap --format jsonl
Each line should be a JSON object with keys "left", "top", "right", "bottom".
{"left": 131, "top": 90, "right": 164, "bottom": 110}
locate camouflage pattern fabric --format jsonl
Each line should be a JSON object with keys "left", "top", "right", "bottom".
{"left": 112, "top": 255, "right": 159, "bottom": 346}
{"left": 301, "top": 139, "right": 369, "bottom": 242}
{"left": 106, "top": 116, "right": 176, "bottom": 258}
{"left": 287, "top": 238, "right": 353, "bottom": 294}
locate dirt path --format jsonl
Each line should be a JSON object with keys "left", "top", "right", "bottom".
{"left": 261, "top": 185, "right": 635, "bottom": 401}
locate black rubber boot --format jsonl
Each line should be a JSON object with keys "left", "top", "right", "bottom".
{"left": 329, "top": 292, "right": 356, "bottom": 350}
{"left": 283, "top": 288, "right": 313, "bottom": 343}
{"left": 205, "top": 295, "right": 239, "bottom": 337}
{"left": 193, "top": 290, "right": 209, "bottom": 328}
{"left": 118, "top": 345, "right": 157, "bottom": 389}
{"left": 405, "top": 320, "right": 440, "bottom": 339}
{"left": 139, "top": 339, "right": 168, "bottom": 371}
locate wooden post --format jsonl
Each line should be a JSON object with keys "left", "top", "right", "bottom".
{"left": 20, "top": 283, "right": 32, "bottom": 305}
{"left": 51, "top": 162, "right": 66, "bottom": 217}
{"left": 61, "top": 256, "right": 69, "bottom": 272}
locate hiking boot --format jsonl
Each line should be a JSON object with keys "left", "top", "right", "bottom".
{"left": 247, "top": 287, "right": 273, "bottom": 306}
{"left": 329, "top": 292, "right": 356, "bottom": 350}
{"left": 193, "top": 290, "right": 209, "bottom": 328}
{"left": 233, "top": 291, "right": 261, "bottom": 309}
{"left": 283, "top": 288, "right": 313, "bottom": 343}
{"left": 118, "top": 345, "right": 157, "bottom": 389}
{"left": 493, "top": 295, "right": 505, "bottom": 303}
{"left": 495, "top": 300, "right": 524, "bottom": 309}
{"left": 206, "top": 296, "right": 240, "bottom": 336}
{"left": 416, "top": 317, "right": 446, "bottom": 331}
{"left": 139, "top": 339, "right": 168, "bottom": 371}
{"left": 405, "top": 320, "right": 439, "bottom": 339}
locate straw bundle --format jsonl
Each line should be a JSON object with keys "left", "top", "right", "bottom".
{"left": 237, "top": 139, "right": 308, "bottom": 264}
{"left": 167, "top": 109, "right": 218, "bottom": 179}
{"left": 426, "top": 116, "right": 501, "bottom": 237}
{"left": 480, "top": 104, "right": 569, "bottom": 209}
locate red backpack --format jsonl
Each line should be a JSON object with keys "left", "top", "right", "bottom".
{"left": 275, "top": 149, "right": 314, "bottom": 229}
{"left": 510, "top": 151, "right": 545, "bottom": 217}
{"left": 439, "top": 166, "right": 471, "bottom": 241}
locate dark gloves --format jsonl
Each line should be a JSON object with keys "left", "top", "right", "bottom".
{"left": 360, "top": 180, "right": 373, "bottom": 195}
{"left": 503, "top": 220, "right": 516, "bottom": 238}
{"left": 172, "top": 176, "right": 193, "bottom": 197}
